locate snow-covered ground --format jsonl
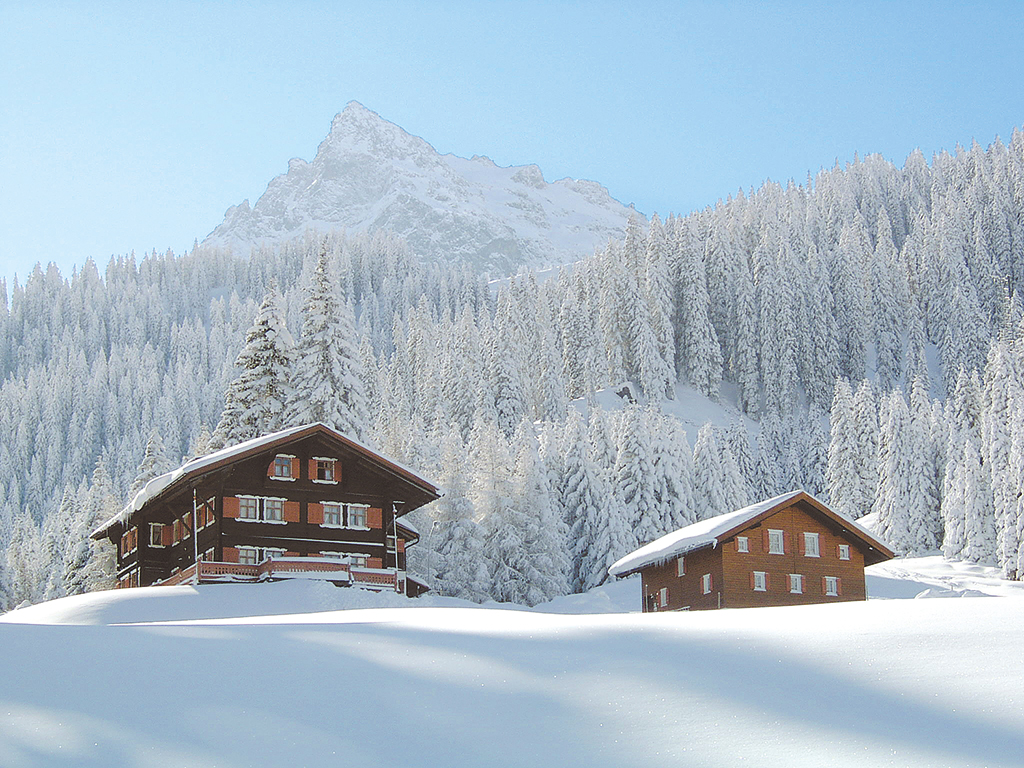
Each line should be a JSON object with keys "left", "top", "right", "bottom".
{"left": 2, "top": 558, "right": 1022, "bottom": 767}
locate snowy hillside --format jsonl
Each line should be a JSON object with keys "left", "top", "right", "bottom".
{"left": 2, "top": 564, "right": 1023, "bottom": 768}
{"left": 203, "top": 102, "right": 638, "bottom": 273}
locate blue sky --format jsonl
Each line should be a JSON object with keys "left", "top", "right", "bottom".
{"left": 1, "top": 1, "right": 1022, "bottom": 283}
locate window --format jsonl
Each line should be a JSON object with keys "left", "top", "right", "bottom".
{"left": 736, "top": 536, "right": 749, "bottom": 553}
{"left": 767, "top": 529, "right": 785, "bottom": 554}
{"left": 752, "top": 571, "right": 767, "bottom": 592}
{"left": 789, "top": 573, "right": 803, "bottom": 594}
{"left": 659, "top": 587, "right": 668, "bottom": 608}
{"left": 172, "top": 518, "right": 182, "bottom": 543}
{"left": 348, "top": 504, "right": 368, "bottom": 529}
{"left": 321, "top": 551, "right": 369, "bottom": 568}
{"left": 200, "top": 547, "right": 216, "bottom": 562}
{"left": 179, "top": 513, "right": 191, "bottom": 539}
{"left": 803, "top": 532, "right": 820, "bottom": 558}
{"left": 149, "top": 523, "right": 165, "bottom": 548}
{"left": 321, "top": 502, "right": 371, "bottom": 529}
{"left": 120, "top": 528, "right": 138, "bottom": 556}
{"left": 701, "top": 573, "right": 713, "bottom": 595}
{"left": 196, "top": 497, "right": 216, "bottom": 528}
{"left": 824, "top": 576, "right": 840, "bottom": 596}
{"left": 676, "top": 556, "right": 685, "bottom": 576}
{"left": 838, "top": 544, "right": 851, "bottom": 560}
{"left": 314, "top": 458, "right": 337, "bottom": 483}
{"left": 272, "top": 455, "right": 293, "bottom": 478}
{"left": 238, "top": 546, "right": 285, "bottom": 565}
{"left": 237, "top": 496, "right": 287, "bottom": 523}
{"left": 264, "top": 498, "right": 284, "bottom": 522}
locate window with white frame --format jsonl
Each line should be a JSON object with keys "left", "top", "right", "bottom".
{"left": 838, "top": 544, "right": 851, "bottom": 560}
{"left": 701, "top": 573, "right": 713, "bottom": 595}
{"left": 789, "top": 573, "right": 804, "bottom": 594}
{"left": 767, "top": 529, "right": 785, "bottom": 554}
{"left": 659, "top": 587, "right": 668, "bottom": 608}
{"left": 238, "top": 546, "right": 286, "bottom": 566}
{"left": 824, "top": 576, "right": 839, "bottom": 596}
{"left": 320, "top": 502, "right": 370, "bottom": 529}
{"left": 736, "top": 536, "right": 749, "bottom": 553}
{"left": 320, "top": 551, "right": 369, "bottom": 568}
{"left": 238, "top": 496, "right": 286, "bottom": 523}
{"left": 803, "top": 532, "right": 820, "bottom": 557}
{"left": 149, "top": 522, "right": 166, "bottom": 548}
{"left": 752, "top": 571, "right": 767, "bottom": 591}
{"left": 676, "top": 556, "right": 685, "bottom": 576}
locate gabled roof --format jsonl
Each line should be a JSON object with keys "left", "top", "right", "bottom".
{"left": 91, "top": 423, "right": 441, "bottom": 539}
{"left": 608, "top": 490, "right": 894, "bottom": 578}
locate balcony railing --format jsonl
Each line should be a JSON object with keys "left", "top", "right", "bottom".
{"left": 156, "top": 557, "right": 400, "bottom": 591}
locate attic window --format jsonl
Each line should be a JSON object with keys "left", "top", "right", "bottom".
{"left": 676, "top": 556, "right": 685, "bottom": 576}
{"left": 314, "top": 458, "right": 337, "bottom": 483}
{"left": 273, "top": 455, "right": 293, "bottom": 478}
{"left": 736, "top": 536, "right": 749, "bottom": 553}
{"left": 838, "top": 544, "right": 851, "bottom": 560}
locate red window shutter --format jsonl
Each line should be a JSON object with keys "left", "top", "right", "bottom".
{"left": 836, "top": 544, "right": 841, "bottom": 559}
{"left": 397, "top": 539, "right": 406, "bottom": 553}
{"left": 223, "top": 497, "right": 240, "bottom": 518}
{"left": 283, "top": 501, "right": 300, "bottom": 523}
{"left": 367, "top": 507, "right": 383, "bottom": 529}
{"left": 837, "top": 577, "right": 843, "bottom": 596}
{"left": 368, "top": 557, "right": 383, "bottom": 569}
{"left": 762, "top": 528, "right": 769, "bottom": 552}
{"left": 267, "top": 459, "right": 276, "bottom": 478}
{"left": 291, "top": 457, "right": 300, "bottom": 479}
{"left": 307, "top": 502, "right": 324, "bottom": 525}
{"left": 821, "top": 576, "right": 827, "bottom": 594}
{"left": 709, "top": 573, "right": 713, "bottom": 590}
{"left": 308, "top": 459, "right": 317, "bottom": 480}
{"left": 286, "top": 551, "right": 299, "bottom": 557}
{"left": 782, "top": 531, "right": 789, "bottom": 554}
{"left": 749, "top": 571, "right": 755, "bottom": 589}
{"left": 223, "top": 547, "right": 239, "bottom": 563}
{"left": 765, "top": 572, "right": 770, "bottom": 590}
{"left": 799, "top": 533, "right": 805, "bottom": 556}
{"left": 161, "top": 524, "right": 173, "bottom": 547}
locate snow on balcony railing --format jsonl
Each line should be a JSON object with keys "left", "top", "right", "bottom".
{"left": 155, "top": 557, "right": 401, "bottom": 590}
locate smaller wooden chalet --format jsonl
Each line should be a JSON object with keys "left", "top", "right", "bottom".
{"left": 609, "top": 490, "right": 894, "bottom": 611}
{"left": 91, "top": 423, "right": 441, "bottom": 595}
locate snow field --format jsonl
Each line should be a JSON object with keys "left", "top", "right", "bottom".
{"left": 2, "top": 562, "right": 1024, "bottom": 767}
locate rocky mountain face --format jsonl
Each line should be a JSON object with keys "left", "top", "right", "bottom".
{"left": 203, "top": 102, "right": 640, "bottom": 274}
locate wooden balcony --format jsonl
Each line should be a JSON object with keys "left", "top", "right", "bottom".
{"left": 156, "top": 557, "right": 400, "bottom": 591}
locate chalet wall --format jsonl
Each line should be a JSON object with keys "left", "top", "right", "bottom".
{"left": 117, "top": 430, "right": 425, "bottom": 586}
{"left": 719, "top": 502, "right": 866, "bottom": 609}
{"left": 640, "top": 545, "right": 723, "bottom": 611}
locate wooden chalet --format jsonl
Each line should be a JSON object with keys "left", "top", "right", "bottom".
{"left": 91, "top": 423, "right": 441, "bottom": 595}
{"left": 609, "top": 490, "right": 894, "bottom": 611}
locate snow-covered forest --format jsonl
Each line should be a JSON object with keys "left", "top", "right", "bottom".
{"left": 3, "top": 130, "right": 1024, "bottom": 609}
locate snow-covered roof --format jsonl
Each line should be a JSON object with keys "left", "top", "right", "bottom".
{"left": 92, "top": 423, "right": 441, "bottom": 539}
{"left": 608, "top": 490, "right": 890, "bottom": 577}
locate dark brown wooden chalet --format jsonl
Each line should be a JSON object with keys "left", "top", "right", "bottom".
{"left": 609, "top": 490, "right": 894, "bottom": 611}
{"left": 91, "top": 423, "right": 441, "bottom": 595}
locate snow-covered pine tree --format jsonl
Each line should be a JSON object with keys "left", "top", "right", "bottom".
{"left": 210, "top": 284, "right": 295, "bottom": 449}
{"left": 289, "top": 248, "right": 370, "bottom": 439}
{"left": 129, "top": 429, "right": 175, "bottom": 497}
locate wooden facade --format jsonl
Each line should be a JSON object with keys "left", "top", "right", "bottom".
{"left": 92, "top": 423, "right": 440, "bottom": 595}
{"left": 610, "top": 491, "right": 894, "bottom": 612}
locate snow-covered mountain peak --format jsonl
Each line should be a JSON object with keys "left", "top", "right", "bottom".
{"left": 203, "top": 105, "right": 639, "bottom": 273}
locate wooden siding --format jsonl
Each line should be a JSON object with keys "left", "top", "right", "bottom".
{"left": 637, "top": 499, "right": 871, "bottom": 612}
{"left": 719, "top": 503, "right": 866, "bottom": 609}
{"left": 110, "top": 429, "right": 433, "bottom": 588}
{"left": 640, "top": 545, "right": 724, "bottom": 611}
